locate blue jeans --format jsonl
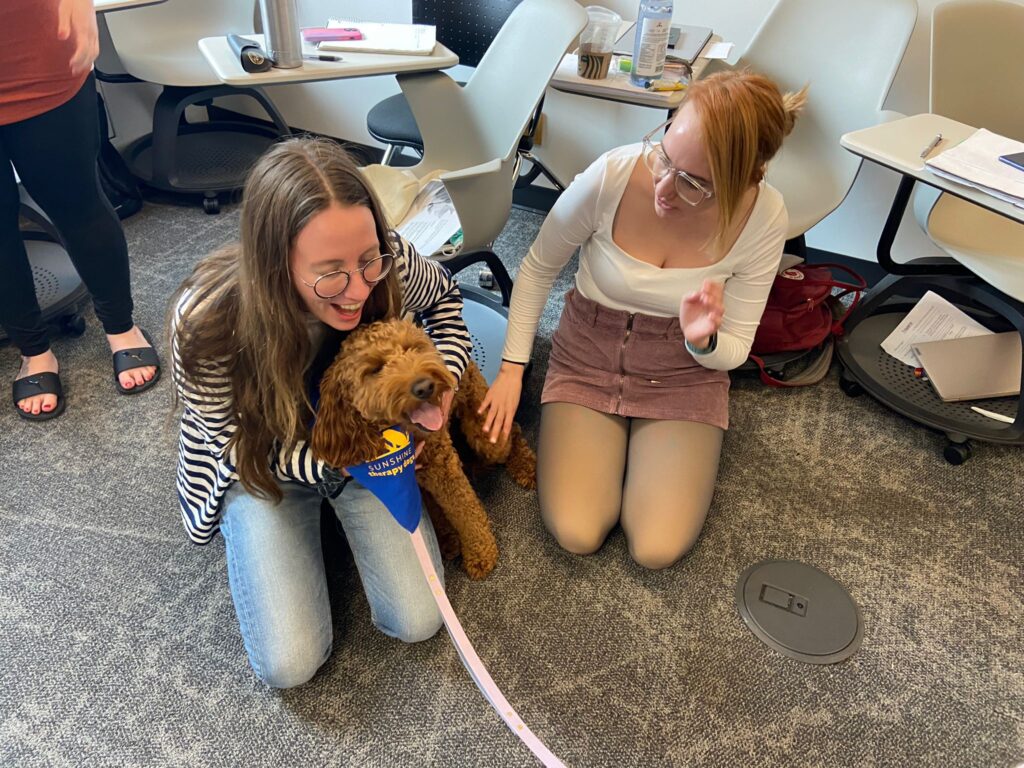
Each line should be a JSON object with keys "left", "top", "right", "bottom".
{"left": 219, "top": 479, "right": 445, "bottom": 689}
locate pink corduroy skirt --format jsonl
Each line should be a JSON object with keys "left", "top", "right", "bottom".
{"left": 541, "top": 288, "right": 730, "bottom": 430}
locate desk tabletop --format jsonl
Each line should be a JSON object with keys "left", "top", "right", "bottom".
{"left": 842, "top": 113, "right": 1024, "bottom": 225}
{"left": 198, "top": 35, "right": 458, "bottom": 87}
{"left": 94, "top": 0, "right": 165, "bottom": 11}
{"left": 549, "top": 35, "right": 719, "bottom": 110}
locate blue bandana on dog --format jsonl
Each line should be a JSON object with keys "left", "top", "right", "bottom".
{"left": 345, "top": 426, "right": 421, "bottom": 532}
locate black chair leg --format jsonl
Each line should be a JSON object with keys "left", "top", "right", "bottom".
{"left": 517, "top": 151, "right": 564, "bottom": 191}
{"left": 245, "top": 86, "right": 292, "bottom": 136}
{"left": 442, "top": 249, "right": 514, "bottom": 307}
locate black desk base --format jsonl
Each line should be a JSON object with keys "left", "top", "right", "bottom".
{"left": 837, "top": 273, "right": 1024, "bottom": 464}
{"left": 835, "top": 176, "right": 1023, "bottom": 464}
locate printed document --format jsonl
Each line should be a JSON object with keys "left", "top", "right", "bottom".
{"left": 880, "top": 290, "right": 993, "bottom": 367}
{"left": 396, "top": 180, "right": 460, "bottom": 257}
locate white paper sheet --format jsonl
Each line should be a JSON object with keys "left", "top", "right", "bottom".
{"left": 396, "top": 180, "right": 461, "bottom": 257}
{"left": 880, "top": 290, "right": 993, "bottom": 367}
{"left": 322, "top": 20, "right": 436, "bottom": 55}
{"left": 703, "top": 42, "right": 734, "bottom": 59}
{"left": 925, "top": 128, "right": 1024, "bottom": 207}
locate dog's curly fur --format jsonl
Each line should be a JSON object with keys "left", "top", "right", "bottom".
{"left": 311, "top": 319, "right": 536, "bottom": 579}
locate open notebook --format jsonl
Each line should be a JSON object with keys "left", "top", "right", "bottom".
{"left": 319, "top": 20, "right": 437, "bottom": 55}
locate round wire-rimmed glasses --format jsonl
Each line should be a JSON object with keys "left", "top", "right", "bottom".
{"left": 641, "top": 119, "right": 715, "bottom": 206}
{"left": 301, "top": 253, "right": 394, "bottom": 299}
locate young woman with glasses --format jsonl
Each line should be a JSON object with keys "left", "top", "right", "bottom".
{"left": 480, "top": 71, "right": 807, "bottom": 569}
{"left": 169, "top": 138, "right": 471, "bottom": 687}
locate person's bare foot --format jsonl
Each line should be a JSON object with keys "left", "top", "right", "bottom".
{"left": 16, "top": 351, "right": 60, "bottom": 416}
{"left": 107, "top": 326, "right": 158, "bottom": 391}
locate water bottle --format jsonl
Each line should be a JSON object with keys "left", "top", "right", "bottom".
{"left": 630, "top": 0, "right": 674, "bottom": 88}
{"left": 258, "top": 0, "right": 302, "bottom": 69}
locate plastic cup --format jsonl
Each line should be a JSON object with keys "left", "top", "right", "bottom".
{"left": 578, "top": 6, "right": 621, "bottom": 80}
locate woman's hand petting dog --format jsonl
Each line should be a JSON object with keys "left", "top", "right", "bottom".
{"left": 479, "top": 361, "right": 525, "bottom": 444}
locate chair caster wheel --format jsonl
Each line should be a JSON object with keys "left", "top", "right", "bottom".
{"left": 203, "top": 195, "right": 220, "bottom": 214}
{"left": 60, "top": 314, "right": 86, "bottom": 338}
{"left": 943, "top": 441, "right": 972, "bottom": 465}
{"left": 840, "top": 374, "right": 864, "bottom": 397}
{"left": 478, "top": 268, "right": 495, "bottom": 290}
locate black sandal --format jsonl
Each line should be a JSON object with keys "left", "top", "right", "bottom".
{"left": 112, "top": 328, "right": 162, "bottom": 395}
{"left": 12, "top": 371, "right": 66, "bottom": 421}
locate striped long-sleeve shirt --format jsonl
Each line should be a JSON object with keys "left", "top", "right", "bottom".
{"left": 172, "top": 236, "right": 471, "bottom": 545}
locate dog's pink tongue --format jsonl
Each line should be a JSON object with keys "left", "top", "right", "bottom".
{"left": 410, "top": 402, "right": 444, "bottom": 432}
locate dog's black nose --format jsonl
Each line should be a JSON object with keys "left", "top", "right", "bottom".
{"left": 411, "top": 378, "right": 435, "bottom": 400}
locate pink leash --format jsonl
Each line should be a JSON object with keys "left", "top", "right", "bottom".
{"left": 409, "top": 527, "right": 567, "bottom": 767}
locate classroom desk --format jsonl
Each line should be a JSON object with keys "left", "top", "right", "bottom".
{"left": 837, "top": 113, "right": 1024, "bottom": 463}
{"left": 198, "top": 34, "right": 458, "bottom": 87}
{"left": 94, "top": 0, "right": 165, "bottom": 11}
{"left": 549, "top": 26, "right": 719, "bottom": 111}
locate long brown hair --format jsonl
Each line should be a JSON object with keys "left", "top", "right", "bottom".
{"left": 170, "top": 137, "right": 403, "bottom": 501}
{"left": 685, "top": 70, "right": 808, "bottom": 252}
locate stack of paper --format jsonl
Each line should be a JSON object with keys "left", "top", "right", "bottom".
{"left": 925, "top": 128, "right": 1024, "bottom": 209}
{"left": 880, "top": 290, "right": 992, "bottom": 367}
{"left": 320, "top": 20, "right": 436, "bottom": 55}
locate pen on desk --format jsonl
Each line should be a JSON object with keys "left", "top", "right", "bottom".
{"left": 304, "top": 53, "right": 342, "bottom": 62}
{"left": 919, "top": 133, "right": 943, "bottom": 159}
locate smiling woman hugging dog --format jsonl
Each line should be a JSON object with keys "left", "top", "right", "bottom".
{"left": 169, "top": 138, "right": 471, "bottom": 688}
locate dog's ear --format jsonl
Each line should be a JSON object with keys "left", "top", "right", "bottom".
{"left": 311, "top": 366, "right": 384, "bottom": 468}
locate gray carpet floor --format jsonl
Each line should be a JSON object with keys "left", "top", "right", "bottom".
{"left": 1, "top": 201, "right": 1022, "bottom": 768}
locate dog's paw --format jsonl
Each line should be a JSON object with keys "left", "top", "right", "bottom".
{"left": 512, "top": 469, "right": 537, "bottom": 490}
{"left": 462, "top": 553, "right": 496, "bottom": 580}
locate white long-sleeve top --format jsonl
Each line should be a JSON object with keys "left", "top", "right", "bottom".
{"left": 503, "top": 144, "right": 788, "bottom": 371}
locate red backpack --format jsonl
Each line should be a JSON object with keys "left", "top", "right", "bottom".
{"left": 748, "top": 262, "right": 866, "bottom": 387}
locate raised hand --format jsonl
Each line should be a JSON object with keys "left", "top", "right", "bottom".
{"left": 679, "top": 279, "right": 724, "bottom": 350}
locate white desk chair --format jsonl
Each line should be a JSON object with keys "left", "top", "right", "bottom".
{"left": 708, "top": 0, "right": 918, "bottom": 250}
{"left": 365, "top": 0, "right": 587, "bottom": 382}
{"left": 103, "top": 0, "right": 290, "bottom": 212}
{"left": 913, "top": 0, "right": 1024, "bottom": 303}
{"left": 367, "top": 0, "right": 564, "bottom": 191}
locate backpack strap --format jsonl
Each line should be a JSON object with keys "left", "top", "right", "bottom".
{"left": 749, "top": 338, "right": 834, "bottom": 388}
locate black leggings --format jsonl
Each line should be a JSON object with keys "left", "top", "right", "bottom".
{"left": 0, "top": 72, "right": 133, "bottom": 357}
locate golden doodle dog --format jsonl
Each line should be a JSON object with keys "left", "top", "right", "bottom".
{"left": 311, "top": 319, "right": 536, "bottom": 579}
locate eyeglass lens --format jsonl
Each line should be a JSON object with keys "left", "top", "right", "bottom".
{"left": 643, "top": 143, "right": 706, "bottom": 205}
{"left": 313, "top": 254, "right": 393, "bottom": 298}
